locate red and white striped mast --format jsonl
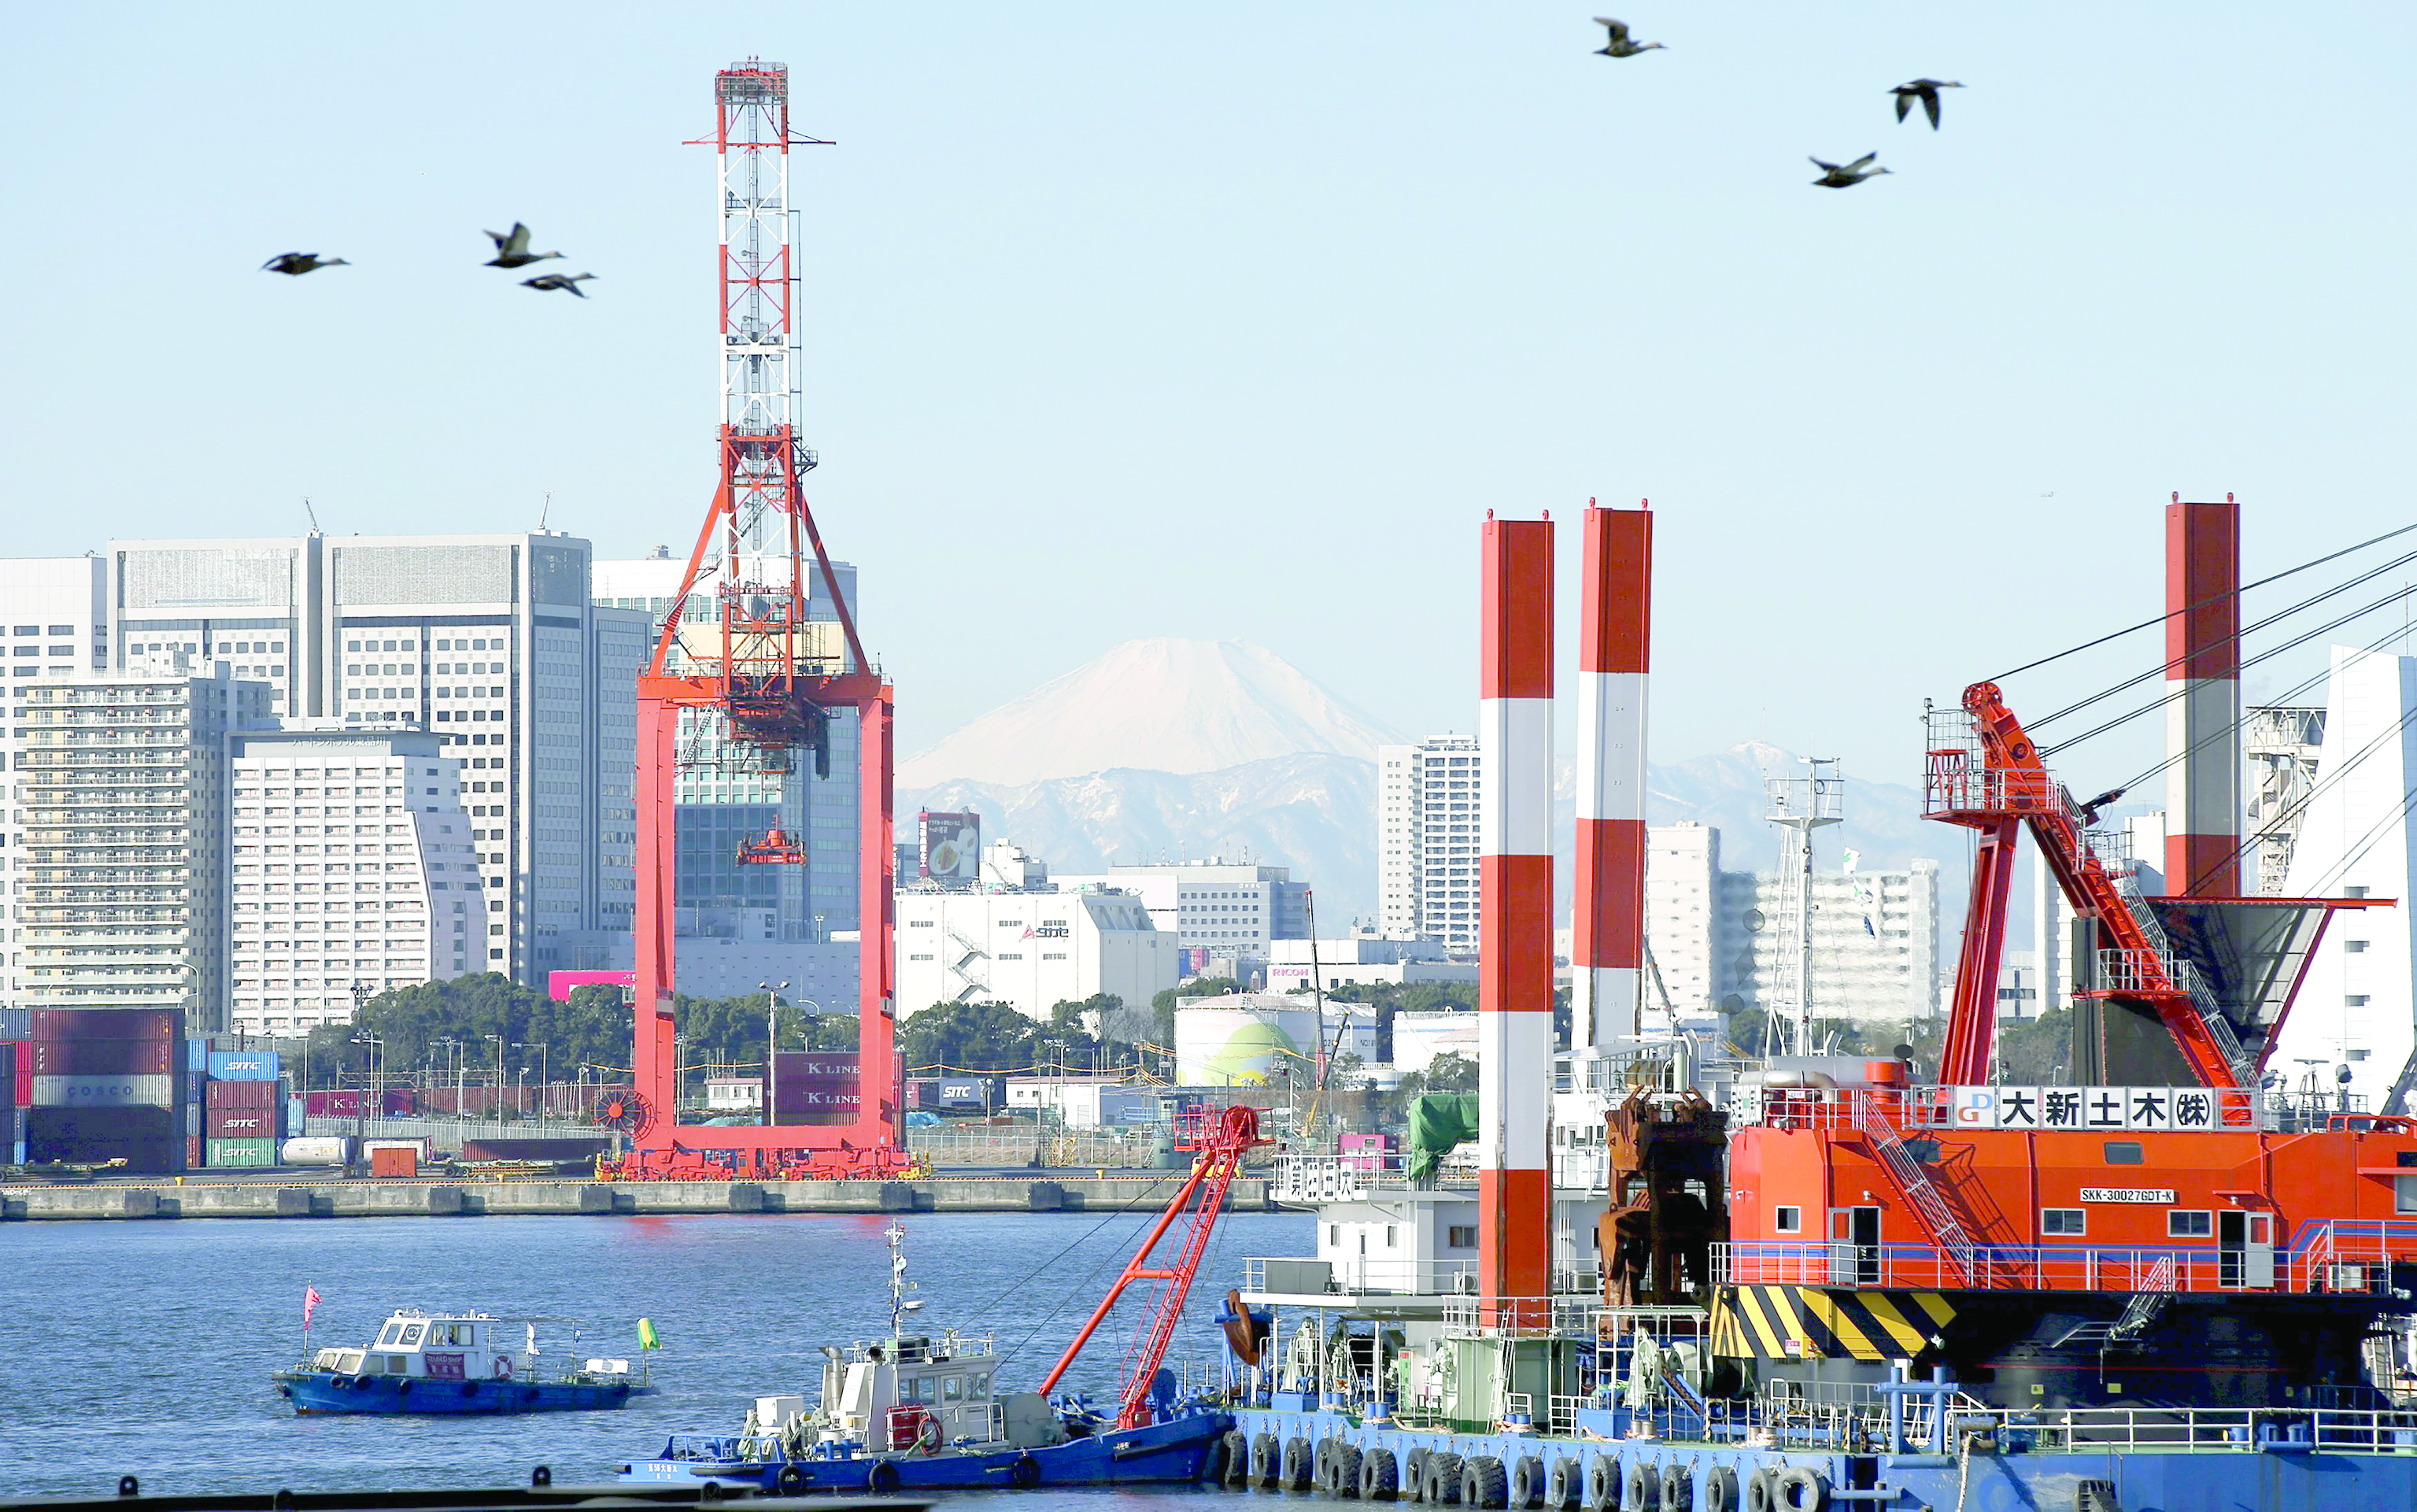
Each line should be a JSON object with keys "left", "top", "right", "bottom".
{"left": 1479, "top": 512, "right": 1554, "bottom": 1327}
{"left": 1572, "top": 500, "right": 1652, "bottom": 1049}
{"left": 2164, "top": 493, "right": 2241, "bottom": 896}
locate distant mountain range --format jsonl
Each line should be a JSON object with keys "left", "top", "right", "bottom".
{"left": 899, "top": 643, "right": 1954, "bottom": 926}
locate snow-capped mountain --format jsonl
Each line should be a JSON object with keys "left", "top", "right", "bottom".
{"left": 897, "top": 638, "right": 1403, "bottom": 789}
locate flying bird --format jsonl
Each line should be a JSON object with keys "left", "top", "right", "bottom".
{"left": 1890, "top": 79, "right": 1963, "bottom": 130}
{"left": 522, "top": 272, "right": 597, "bottom": 298}
{"left": 484, "top": 223, "right": 565, "bottom": 269}
{"left": 1592, "top": 18, "right": 1665, "bottom": 57}
{"left": 262, "top": 253, "right": 349, "bottom": 275}
{"left": 1809, "top": 153, "right": 1890, "bottom": 189}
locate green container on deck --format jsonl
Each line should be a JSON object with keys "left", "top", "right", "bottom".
{"left": 205, "top": 1137, "right": 278, "bottom": 1168}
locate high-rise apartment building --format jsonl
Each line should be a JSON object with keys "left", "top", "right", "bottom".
{"left": 1376, "top": 736, "right": 1480, "bottom": 952}
{"left": 104, "top": 532, "right": 645, "bottom": 980}
{"left": 593, "top": 551, "right": 861, "bottom": 942}
{"left": 5, "top": 674, "right": 272, "bottom": 1033}
{"left": 1643, "top": 823, "right": 1720, "bottom": 1018}
{"left": 1714, "top": 859, "right": 1942, "bottom": 1028}
{"left": 225, "top": 729, "right": 480, "bottom": 1035}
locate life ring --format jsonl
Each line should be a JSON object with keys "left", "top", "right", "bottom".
{"left": 776, "top": 1464, "right": 808, "bottom": 1495}
{"left": 1701, "top": 1466, "right": 1739, "bottom": 1512}
{"left": 1773, "top": 1469, "right": 1827, "bottom": 1512}
{"left": 1009, "top": 1454, "right": 1040, "bottom": 1489}
{"left": 492, "top": 1355, "right": 513, "bottom": 1380}
{"left": 870, "top": 1462, "right": 903, "bottom": 1493}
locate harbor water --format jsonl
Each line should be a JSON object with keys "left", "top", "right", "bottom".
{"left": 0, "top": 1206, "right": 1310, "bottom": 1500}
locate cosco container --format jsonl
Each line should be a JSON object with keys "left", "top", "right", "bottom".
{"left": 205, "top": 1137, "right": 279, "bottom": 1168}
{"left": 206, "top": 1051, "right": 280, "bottom": 1082}
{"left": 31, "top": 1074, "right": 176, "bottom": 1109}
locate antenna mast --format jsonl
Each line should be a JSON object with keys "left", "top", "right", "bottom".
{"left": 1764, "top": 757, "right": 1844, "bottom": 1056}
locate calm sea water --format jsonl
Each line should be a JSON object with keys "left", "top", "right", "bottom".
{"left": 0, "top": 1206, "right": 1310, "bottom": 1501}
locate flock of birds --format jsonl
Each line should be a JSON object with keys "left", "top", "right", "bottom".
{"left": 1593, "top": 18, "right": 1962, "bottom": 189}
{"left": 262, "top": 223, "right": 596, "bottom": 295}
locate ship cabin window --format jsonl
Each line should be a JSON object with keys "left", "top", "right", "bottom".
{"left": 1774, "top": 1206, "right": 1802, "bottom": 1234}
{"left": 1387, "top": 1225, "right": 1399, "bottom": 1248}
{"left": 943, "top": 1374, "right": 966, "bottom": 1402}
{"left": 397, "top": 1322, "right": 427, "bottom": 1347}
{"left": 1447, "top": 1225, "right": 1478, "bottom": 1250}
{"left": 2042, "top": 1209, "right": 2086, "bottom": 1237}
{"left": 2103, "top": 1141, "right": 2145, "bottom": 1165}
{"left": 1329, "top": 1224, "right": 1341, "bottom": 1246}
{"left": 909, "top": 1376, "right": 937, "bottom": 1403}
{"left": 970, "top": 1372, "right": 991, "bottom": 1397}
{"left": 375, "top": 1322, "right": 406, "bottom": 1347}
{"left": 2168, "top": 1211, "right": 2214, "bottom": 1238}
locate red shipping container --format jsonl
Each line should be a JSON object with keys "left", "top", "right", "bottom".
{"left": 369, "top": 1145, "right": 419, "bottom": 1178}
{"left": 207, "top": 1108, "right": 279, "bottom": 1139}
{"left": 305, "top": 1090, "right": 363, "bottom": 1118}
{"left": 186, "top": 1135, "right": 203, "bottom": 1168}
{"left": 30, "top": 1039, "right": 176, "bottom": 1077}
{"left": 206, "top": 1079, "right": 278, "bottom": 1111}
{"left": 31, "top": 1009, "right": 179, "bottom": 1041}
{"left": 381, "top": 1088, "right": 417, "bottom": 1116}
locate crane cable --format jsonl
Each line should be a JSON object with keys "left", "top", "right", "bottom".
{"left": 2039, "top": 581, "right": 2417, "bottom": 757}
{"left": 2029, "top": 546, "right": 2417, "bottom": 732}
{"left": 1986, "top": 521, "right": 2417, "bottom": 684}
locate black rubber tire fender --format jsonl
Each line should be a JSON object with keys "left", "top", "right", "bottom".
{"left": 1010, "top": 1454, "right": 1040, "bottom": 1490}
{"left": 1773, "top": 1469, "right": 1826, "bottom": 1512}
{"left": 1425, "top": 1453, "right": 1464, "bottom": 1506}
{"left": 1253, "top": 1433, "right": 1283, "bottom": 1488}
{"left": 1221, "top": 1431, "right": 1251, "bottom": 1486}
{"left": 1284, "top": 1437, "right": 1314, "bottom": 1492}
{"left": 1547, "top": 1458, "right": 1580, "bottom": 1511}
{"left": 1624, "top": 1461, "right": 1659, "bottom": 1512}
{"left": 1700, "top": 1466, "right": 1739, "bottom": 1512}
{"left": 1743, "top": 1467, "right": 1779, "bottom": 1512}
{"left": 1361, "top": 1448, "right": 1400, "bottom": 1503}
{"left": 870, "top": 1462, "right": 902, "bottom": 1494}
{"left": 1403, "top": 1448, "right": 1432, "bottom": 1504}
{"left": 1332, "top": 1443, "right": 1364, "bottom": 1500}
{"left": 1510, "top": 1455, "right": 1545, "bottom": 1510}
{"left": 1463, "top": 1455, "right": 1509, "bottom": 1510}
{"left": 1586, "top": 1457, "right": 1620, "bottom": 1512}
{"left": 776, "top": 1464, "right": 808, "bottom": 1495}
{"left": 1660, "top": 1463, "right": 1692, "bottom": 1512}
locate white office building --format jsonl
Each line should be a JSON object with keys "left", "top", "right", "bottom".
{"left": 896, "top": 887, "right": 1176, "bottom": 1022}
{"left": 2271, "top": 645, "right": 2417, "bottom": 1110}
{"left": 1264, "top": 935, "right": 1475, "bottom": 996}
{"left": 1376, "top": 736, "right": 1480, "bottom": 952}
{"left": 1051, "top": 860, "right": 1311, "bottom": 953}
{"left": 225, "top": 729, "right": 480, "bottom": 1035}
{"left": 103, "top": 532, "right": 647, "bottom": 981}
{"left": 3, "top": 674, "right": 273, "bottom": 1031}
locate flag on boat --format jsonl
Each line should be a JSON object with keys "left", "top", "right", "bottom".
{"left": 527, "top": 1322, "right": 539, "bottom": 1357}
{"left": 304, "top": 1285, "right": 322, "bottom": 1328}
{"left": 638, "top": 1318, "right": 662, "bottom": 1351}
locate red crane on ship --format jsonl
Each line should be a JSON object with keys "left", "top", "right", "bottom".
{"left": 604, "top": 59, "right": 905, "bottom": 1181}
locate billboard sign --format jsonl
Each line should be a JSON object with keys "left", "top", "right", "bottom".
{"left": 918, "top": 810, "right": 981, "bottom": 881}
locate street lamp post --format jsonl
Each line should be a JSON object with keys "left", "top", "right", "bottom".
{"left": 759, "top": 981, "right": 792, "bottom": 1126}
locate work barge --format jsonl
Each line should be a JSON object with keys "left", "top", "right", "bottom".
{"left": 1215, "top": 497, "right": 2417, "bottom": 1512}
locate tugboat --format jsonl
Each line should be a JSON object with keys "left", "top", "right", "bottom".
{"left": 622, "top": 1107, "right": 1263, "bottom": 1493}
{"left": 277, "top": 1309, "right": 655, "bottom": 1415}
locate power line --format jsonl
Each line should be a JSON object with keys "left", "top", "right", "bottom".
{"left": 1986, "top": 521, "right": 2417, "bottom": 683}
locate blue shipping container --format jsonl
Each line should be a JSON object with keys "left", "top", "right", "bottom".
{"left": 206, "top": 1051, "right": 280, "bottom": 1082}
{"left": 286, "top": 1095, "right": 307, "bottom": 1131}
{"left": 186, "top": 1039, "right": 209, "bottom": 1072}
{"left": 0, "top": 1007, "right": 29, "bottom": 1041}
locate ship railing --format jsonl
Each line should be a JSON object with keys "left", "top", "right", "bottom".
{"left": 1436, "top": 1296, "right": 1607, "bottom": 1338}
{"left": 1712, "top": 1240, "right": 2398, "bottom": 1296}
{"left": 1242, "top": 1256, "right": 1486, "bottom": 1297}
{"left": 2022, "top": 1406, "right": 2417, "bottom": 1455}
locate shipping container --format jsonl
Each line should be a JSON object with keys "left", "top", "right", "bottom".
{"left": 29, "top": 1039, "right": 176, "bottom": 1077}
{"left": 305, "top": 1090, "right": 362, "bottom": 1118}
{"left": 380, "top": 1087, "right": 417, "bottom": 1116}
{"left": 207, "top": 1109, "right": 279, "bottom": 1139}
{"left": 186, "top": 1038, "right": 209, "bottom": 1073}
{"left": 30, "top": 1009, "right": 178, "bottom": 1041}
{"left": 31, "top": 1074, "right": 176, "bottom": 1109}
{"left": 459, "top": 1137, "right": 611, "bottom": 1162}
{"left": 281, "top": 1136, "right": 351, "bottom": 1165}
{"left": 0, "top": 1007, "right": 29, "bottom": 1041}
{"left": 362, "top": 1137, "right": 431, "bottom": 1160}
{"left": 26, "top": 1105, "right": 178, "bottom": 1140}
{"left": 205, "top": 1078, "right": 278, "bottom": 1111}
{"left": 205, "top": 1137, "right": 279, "bottom": 1169}
{"left": 7, "top": 1042, "right": 28, "bottom": 1107}
{"left": 770, "top": 1051, "right": 860, "bottom": 1126}
{"left": 206, "top": 1050, "right": 281, "bottom": 1082}
{"left": 185, "top": 1135, "right": 203, "bottom": 1168}
{"left": 368, "top": 1145, "right": 419, "bottom": 1178}
{"left": 286, "top": 1094, "right": 308, "bottom": 1131}
{"left": 0, "top": 1043, "right": 14, "bottom": 1109}
{"left": 184, "top": 1103, "right": 201, "bottom": 1138}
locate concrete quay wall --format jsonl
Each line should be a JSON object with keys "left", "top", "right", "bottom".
{"left": 0, "top": 1174, "right": 1271, "bottom": 1222}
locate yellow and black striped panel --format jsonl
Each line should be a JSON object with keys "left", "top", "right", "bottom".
{"left": 1709, "top": 1286, "right": 1956, "bottom": 1361}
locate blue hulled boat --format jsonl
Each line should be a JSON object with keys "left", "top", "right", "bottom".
{"left": 276, "top": 1309, "right": 655, "bottom": 1415}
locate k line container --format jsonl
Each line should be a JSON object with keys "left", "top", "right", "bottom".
{"left": 205, "top": 1137, "right": 279, "bottom": 1169}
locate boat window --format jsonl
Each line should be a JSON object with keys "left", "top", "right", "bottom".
{"left": 2042, "top": 1209, "right": 2086, "bottom": 1237}
{"left": 970, "top": 1372, "right": 990, "bottom": 1397}
{"left": 2168, "top": 1211, "right": 2213, "bottom": 1238}
{"left": 943, "top": 1374, "right": 965, "bottom": 1402}
{"left": 2103, "top": 1141, "right": 2145, "bottom": 1165}
{"left": 398, "top": 1323, "right": 427, "bottom": 1347}
{"left": 375, "top": 1322, "right": 405, "bottom": 1347}
{"left": 1447, "top": 1225, "right": 1477, "bottom": 1250}
{"left": 1773, "top": 1206, "right": 1802, "bottom": 1234}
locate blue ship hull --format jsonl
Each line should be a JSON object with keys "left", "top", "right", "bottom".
{"left": 1231, "top": 1403, "right": 2417, "bottom": 1512}
{"left": 623, "top": 1409, "right": 1230, "bottom": 1492}
{"left": 278, "top": 1371, "right": 642, "bottom": 1415}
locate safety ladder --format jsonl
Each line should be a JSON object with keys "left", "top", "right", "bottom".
{"left": 1853, "top": 1096, "right": 1983, "bottom": 1287}
{"left": 2053, "top": 1256, "right": 2175, "bottom": 1349}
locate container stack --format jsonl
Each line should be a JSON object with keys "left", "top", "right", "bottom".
{"left": 1, "top": 1041, "right": 21, "bottom": 1165}
{"left": 22, "top": 1008, "right": 188, "bottom": 1171}
{"left": 203, "top": 1048, "right": 283, "bottom": 1167}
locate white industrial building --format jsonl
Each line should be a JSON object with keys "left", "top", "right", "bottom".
{"left": 98, "top": 532, "right": 648, "bottom": 982}
{"left": 1051, "top": 860, "right": 1310, "bottom": 952}
{"left": 895, "top": 886, "right": 1176, "bottom": 1022}
{"left": 1376, "top": 736, "right": 1480, "bottom": 952}
{"left": 3, "top": 673, "right": 273, "bottom": 1031}
{"left": 2271, "top": 645, "right": 2417, "bottom": 1110}
{"left": 224, "top": 729, "right": 480, "bottom": 1035}
{"left": 1643, "top": 823, "right": 1720, "bottom": 1018}
{"left": 1264, "top": 935, "right": 1476, "bottom": 996}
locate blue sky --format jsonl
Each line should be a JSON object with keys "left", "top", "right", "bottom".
{"left": 4, "top": 4, "right": 2412, "bottom": 794}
